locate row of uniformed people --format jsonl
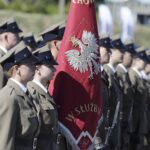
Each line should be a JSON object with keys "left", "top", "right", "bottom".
{"left": 0, "top": 17, "right": 74, "bottom": 150}
{"left": 0, "top": 41, "right": 73, "bottom": 150}
{"left": 0, "top": 18, "right": 22, "bottom": 88}
{"left": 94, "top": 34, "right": 150, "bottom": 150}
{"left": 0, "top": 17, "right": 65, "bottom": 89}
{"left": 1, "top": 17, "right": 150, "bottom": 150}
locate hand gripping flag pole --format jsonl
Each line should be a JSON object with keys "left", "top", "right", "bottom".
{"left": 49, "top": 0, "right": 103, "bottom": 149}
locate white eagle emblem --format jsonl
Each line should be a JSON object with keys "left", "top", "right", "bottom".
{"left": 65, "top": 30, "right": 100, "bottom": 79}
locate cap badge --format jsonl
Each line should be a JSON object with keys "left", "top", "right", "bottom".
{"left": 24, "top": 53, "right": 27, "bottom": 57}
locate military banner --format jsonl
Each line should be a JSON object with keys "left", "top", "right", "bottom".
{"left": 49, "top": 0, "right": 102, "bottom": 149}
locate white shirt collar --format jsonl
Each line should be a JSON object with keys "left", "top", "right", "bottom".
{"left": 118, "top": 64, "right": 128, "bottom": 73}
{"left": 33, "top": 79, "right": 47, "bottom": 93}
{"left": 100, "top": 65, "right": 104, "bottom": 72}
{"left": 0, "top": 45, "right": 7, "bottom": 54}
{"left": 10, "top": 78, "right": 27, "bottom": 93}
{"left": 132, "top": 67, "right": 142, "bottom": 79}
{"left": 141, "top": 70, "right": 148, "bottom": 80}
{"left": 107, "top": 63, "right": 116, "bottom": 73}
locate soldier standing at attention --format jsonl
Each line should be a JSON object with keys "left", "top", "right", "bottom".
{"left": 116, "top": 39, "right": 136, "bottom": 150}
{"left": 0, "top": 22, "right": 8, "bottom": 57}
{"left": 0, "top": 18, "right": 22, "bottom": 55}
{"left": 0, "top": 22, "right": 8, "bottom": 89}
{"left": 103, "top": 36, "right": 125, "bottom": 150}
{"left": 94, "top": 34, "right": 113, "bottom": 150}
{"left": 145, "top": 49, "right": 150, "bottom": 149}
{"left": 129, "top": 47, "right": 148, "bottom": 150}
{"left": 0, "top": 17, "right": 22, "bottom": 88}
{"left": 0, "top": 41, "right": 40, "bottom": 150}
{"left": 140, "top": 49, "right": 150, "bottom": 150}
{"left": 27, "top": 44, "right": 70, "bottom": 150}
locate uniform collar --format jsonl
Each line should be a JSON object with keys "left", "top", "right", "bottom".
{"left": 132, "top": 67, "right": 142, "bottom": 79}
{"left": 28, "top": 80, "right": 57, "bottom": 106}
{"left": 0, "top": 45, "right": 7, "bottom": 54}
{"left": 107, "top": 63, "right": 116, "bottom": 74}
{"left": 33, "top": 79, "right": 47, "bottom": 93}
{"left": 10, "top": 78, "right": 27, "bottom": 93}
{"left": 118, "top": 64, "right": 128, "bottom": 73}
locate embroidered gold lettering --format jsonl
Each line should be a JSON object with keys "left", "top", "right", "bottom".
{"left": 75, "top": 107, "right": 81, "bottom": 115}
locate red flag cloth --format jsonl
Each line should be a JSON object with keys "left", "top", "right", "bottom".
{"left": 49, "top": 0, "right": 102, "bottom": 149}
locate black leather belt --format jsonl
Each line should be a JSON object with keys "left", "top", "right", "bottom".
{"left": 39, "top": 133, "right": 52, "bottom": 140}
{"left": 39, "top": 132, "right": 62, "bottom": 144}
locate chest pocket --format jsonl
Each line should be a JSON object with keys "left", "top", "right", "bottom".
{"left": 39, "top": 95, "right": 58, "bottom": 128}
{"left": 40, "top": 99, "right": 54, "bottom": 110}
{"left": 137, "top": 79, "right": 145, "bottom": 93}
{"left": 122, "top": 75, "right": 130, "bottom": 94}
{"left": 20, "top": 108, "right": 38, "bottom": 138}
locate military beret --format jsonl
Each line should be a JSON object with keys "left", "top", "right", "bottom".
{"left": 124, "top": 39, "right": 136, "bottom": 55}
{"left": 23, "top": 32, "right": 37, "bottom": 48}
{"left": 0, "top": 41, "right": 38, "bottom": 71}
{"left": 135, "top": 46, "right": 149, "bottom": 62}
{"left": 111, "top": 35, "right": 126, "bottom": 52}
{"left": 98, "top": 33, "right": 113, "bottom": 49}
{"left": 0, "top": 21, "right": 7, "bottom": 34}
{"left": 6, "top": 18, "right": 22, "bottom": 33}
{"left": 33, "top": 44, "right": 58, "bottom": 66}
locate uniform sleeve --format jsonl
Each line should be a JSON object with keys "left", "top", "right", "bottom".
{"left": 0, "top": 65, "right": 4, "bottom": 89}
{"left": 129, "top": 71, "right": 136, "bottom": 87}
{"left": 0, "top": 94, "right": 18, "bottom": 150}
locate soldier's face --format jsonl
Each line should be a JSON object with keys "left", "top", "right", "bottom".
{"left": 99, "top": 47, "right": 111, "bottom": 64}
{"left": 55, "top": 40, "right": 62, "bottom": 50}
{"left": 123, "top": 52, "right": 133, "bottom": 67}
{"left": 6, "top": 32, "right": 20, "bottom": 50}
{"left": 112, "top": 49, "right": 123, "bottom": 63}
{"left": 18, "top": 63, "right": 36, "bottom": 84}
{"left": 48, "top": 41, "right": 59, "bottom": 60}
{"left": 38, "top": 64, "right": 56, "bottom": 81}
{"left": 145, "top": 64, "right": 150, "bottom": 74}
{"left": 137, "top": 59, "right": 146, "bottom": 70}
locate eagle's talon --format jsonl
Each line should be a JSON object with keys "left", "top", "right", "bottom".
{"left": 71, "top": 36, "right": 78, "bottom": 47}
{"left": 89, "top": 75, "right": 93, "bottom": 80}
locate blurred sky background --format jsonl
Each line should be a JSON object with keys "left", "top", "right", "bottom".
{"left": 0, "top": 0, "right": 150, "bottom": 47}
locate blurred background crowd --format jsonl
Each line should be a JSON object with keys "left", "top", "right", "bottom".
{"left": 0, "top": 0, "right": 149, "bottom": 48}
